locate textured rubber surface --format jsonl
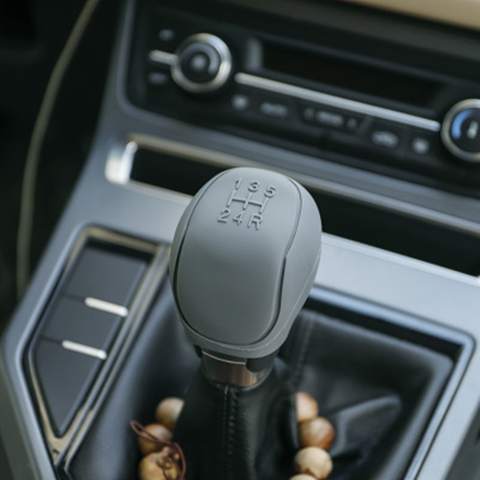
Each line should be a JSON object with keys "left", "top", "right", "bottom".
{"left": 170, "top": 167, "right": 322, "bottom": 360}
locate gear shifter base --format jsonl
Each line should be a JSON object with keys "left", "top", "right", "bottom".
{"left": 201, "top": 351, "right": 270, "bottom": 387}
{"left": 174, "top": 359, "right": 297, "bottom": 480}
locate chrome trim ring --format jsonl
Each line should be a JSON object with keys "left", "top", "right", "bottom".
{"left": 171, "top": 33, "right": 232, "bottom": 93}
{"left": 441, "top": 99, "right": 480, "bottom": 163}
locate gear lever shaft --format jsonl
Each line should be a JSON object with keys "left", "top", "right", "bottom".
{"left": 170, "top": 167, "right": 321, "bottom": 386}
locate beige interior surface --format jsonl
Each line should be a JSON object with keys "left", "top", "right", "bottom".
{"left": 340, "top": 0, "right": 480, "bottom": 31}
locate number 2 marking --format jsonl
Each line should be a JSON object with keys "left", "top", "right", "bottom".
{"left": 218, "top": 208, "right": 231, "bottom": 223}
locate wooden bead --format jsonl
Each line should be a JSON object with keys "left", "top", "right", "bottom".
{"left": 139, "top": 449, "right": 179, "bottom": 480}
{"left": 156, "top": 447, "right": 180, "bottom": 479}
{"left": 295, "top": 447, "right": 333, "bottom": 480}
{"left": 155, "top": 397, "right": 184, "bottom": 431}
{"left": 299, "top": 417, "right": 335, "bottom": 450}
{"left": 138, "top": 423, "right": 172, "bottom": 456}
{"left": 139, "top": 452, "right": 168, "bottom": 480}
{"left": 296, "top": 392, "right": 319, "bottom": 423}
{"left": 289, "top": 475, "right": 317, "bottom": 480}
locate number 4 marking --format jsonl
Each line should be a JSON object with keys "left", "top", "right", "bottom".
{"left": 233, "top": 212, "right": 244, "bottom": 225}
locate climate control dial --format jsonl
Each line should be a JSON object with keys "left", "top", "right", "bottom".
{"left": 171, "top": 34, "right": 232, "bottom": 93}
{"left": 441, "top": 99, "right": 480, "bottom": 163}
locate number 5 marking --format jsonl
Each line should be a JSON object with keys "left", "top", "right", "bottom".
{"left": 265, "top": 185, "right": 276, "bottom": 198}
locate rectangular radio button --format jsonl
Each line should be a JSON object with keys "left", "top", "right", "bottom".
{"left": 34, "top": 339, "right": 102, "bottom": 437}
{"left": 147, "top": 71, "right": 171, "bottom": 87}
{"left": 258, "top": 99, "right": 291, "bottom": 119}
{"left": 63, "top": 244, "right": 148, "bottom": 307}
{"left": 317, "top": 110, "right": 345, "bottom": 128}
{"left": 371, "top": 130, "right": 400, "bottom": 149}
{"left": 300, "top": 102, "right": 364, "bottom": 133}
{"left": 364, "top": 121, "right": 407, "bottom": 156}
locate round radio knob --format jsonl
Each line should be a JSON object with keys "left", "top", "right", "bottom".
{"left": 441, "top": 99, "right": 480, "bottom": 163}
{"left": 171, "top": 34, "right": 232, "bottom": 93}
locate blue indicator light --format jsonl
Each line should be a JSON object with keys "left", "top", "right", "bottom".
{"left": 451, "top": 109, "right": 474, "bottom": 139}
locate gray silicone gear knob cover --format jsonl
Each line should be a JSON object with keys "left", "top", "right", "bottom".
{"left": 170, "top": 167, "right": 322, "bottom": 360}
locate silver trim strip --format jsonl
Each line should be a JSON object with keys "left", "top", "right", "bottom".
{"left": 85, "top": 297, "right": 129, "bottom": 317}
{"left": 61, "top": 341, "right": 107, "bottom": 360}
{"left": 148, "top": 50, "right": 177, "bottom": 66}
{"left": 110, "top": 134, "right": 480, "bottom": 239}
{"left": 202, "top": 350, "right": 246, "bottom": 365}
{"left": 235, "top": 72, "right": 441, "bottom": 132}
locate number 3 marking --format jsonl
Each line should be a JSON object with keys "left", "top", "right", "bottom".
{"left": 248, "top": 181, "right": 260, "bottom": 192}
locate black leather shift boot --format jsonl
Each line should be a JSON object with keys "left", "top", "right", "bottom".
{"left": 174, "top": 359, "right": 297, "bottom": 480}
{"left": 281, "top": 310, "right": 453, "bottom": 480}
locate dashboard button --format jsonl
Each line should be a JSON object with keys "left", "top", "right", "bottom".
{"left": 300, "top": 103, "right": 364, "bottom": 133}
{"left": 63, "top": 245, "right": 148, "bottom": 306}
{"left": 371, "top": 131, "right": 399, "bottom": 149}
{"left": 316, "top": 109, "right": 345, "bottom": 129}
{"left": 231, "top": 93, "right": 251, "bottom": 111}
{"left": 411, "top": 136, "right": 432, "bottom": 156}
{"left": 34, "top": 339, "right": 102, "bottom": 436}
{"left": 403, "top": 130, "right": 442, "bottom": 170}
{"left": 158, "top": 28, "right": 176, "bottom": 42}
{"left": 147, "top": 71, "right": 170, "bottom": 86}
{"left": 42, "top": 296, "right": 123, "bottom": 352}
{"left": 301, "top": 105, "right": 315, "bottom": 123}
{"left": 365, "top": 122, "right": 406, "bottom": 154}
{"left": 345, "top": 116, "right": 362, "bottom": 132}
{"left": 259, "top": 100, "right": 291, "bottom": 119}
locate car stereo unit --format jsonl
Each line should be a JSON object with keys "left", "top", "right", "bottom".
{"left": 127, "top": 1, "right": 480, "bottom": 196}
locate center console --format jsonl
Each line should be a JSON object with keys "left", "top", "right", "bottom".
{"left": 1, "top": 0, "right": 480, "bottom": 479}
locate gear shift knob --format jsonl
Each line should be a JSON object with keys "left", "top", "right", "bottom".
{"left": 170, "top": 167, "right": 321, "bottom": 384}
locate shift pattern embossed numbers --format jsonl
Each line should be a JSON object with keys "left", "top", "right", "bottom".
{"left": 217, "top": 178, "right": 276, "bottom": 230}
